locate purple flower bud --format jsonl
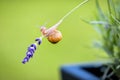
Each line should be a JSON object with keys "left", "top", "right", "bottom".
{"left": 22, "top": 60, "right": 26, "bottom": 64}
{"left": 38, "top": 41, "right": 41, "bottom": 45}
{"left": 22, "top": 56, "right": 30, "bottom": 64}
{"left": 26, "top": 56, "right": 29, "bottom": 61}
{"left": 35, "top": 38, "right": 40, "bottom": 41}
{"left": 26, "top": 52, "right": 33, "bottom": 57}
{"left": 31, "top": 44, "right": 36, "bottom": 50}
{"left": 28, "top": 47, "right": 35, "bottom": 53}
{"left": 35, "top": 38, "right": 42, "bottom": 45}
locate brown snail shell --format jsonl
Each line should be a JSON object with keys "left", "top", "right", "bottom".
{"left": 47, "top": 30, "right": 62, "bottom": 44}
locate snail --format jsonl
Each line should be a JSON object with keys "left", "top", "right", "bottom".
{"left": 41, "top": 26, "right": 62, "bottom": 44}
{"left": 39, "top": 0, "right": 88, "bottom": 44}
{"left": 47, "top": 30, "right": 62, "bottom": 44}
{"left": 22, "top": 0, "right": 89, "bottom": 64}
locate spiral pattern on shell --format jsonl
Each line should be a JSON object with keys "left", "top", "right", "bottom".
{"left": 47, "top": 30, "right": 62, "bottom": 44}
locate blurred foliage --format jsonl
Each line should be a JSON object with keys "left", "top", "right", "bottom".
{"left": 88, "top": 0, "right": 120, "bottom": 79}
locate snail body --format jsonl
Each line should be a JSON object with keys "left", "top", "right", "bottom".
{"left": 41, "top": 27, "right": 62, "bottom": 44}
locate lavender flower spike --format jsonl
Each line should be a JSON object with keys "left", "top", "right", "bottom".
{"left": 22, "top": 0, "right": 89, "bottom": 64}
{"left": 22, "top": 37, "right": 42, "bottom": 64}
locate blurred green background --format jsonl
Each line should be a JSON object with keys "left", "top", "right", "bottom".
{"left": 0, "top": 0, "right": 108, "bottom": 80}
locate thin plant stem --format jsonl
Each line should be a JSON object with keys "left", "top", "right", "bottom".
{"left": 101, "top": 66, "right": 110, "bottom": 80}
{"left": 46, "top": 0, "right": 89, "bottom": 32}
{"left": 111, "top": 0, "right": 117, "bottom": 17}
{"left": 107, "top": 71, "right": 114, "bottom": 78}
{"left": 111, "top": 14, "right": 120, "bottom": 25}
{"left": 107, "top": 0, "right": 112, "bottom": 16}
{"left": 61, "top": 0, "right": 89, "bottom": 22}
{"left": 107, "top": 0, "right": 120, "bottom": 25}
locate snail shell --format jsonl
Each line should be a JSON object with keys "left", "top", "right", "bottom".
{"left": 47, "top": 30, "right": 62, "bottom": 44}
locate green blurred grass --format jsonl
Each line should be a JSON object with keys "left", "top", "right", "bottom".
{"left": 0, "top": 0, "right": 108, "bottom": 80}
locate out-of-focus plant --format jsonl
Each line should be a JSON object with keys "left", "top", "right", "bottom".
{"left": 85, "top": 0, "right": 120, "bottom": 79}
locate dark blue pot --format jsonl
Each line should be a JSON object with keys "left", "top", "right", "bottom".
{"left": 60, "top": 62, "right": 118, "bottom": 80}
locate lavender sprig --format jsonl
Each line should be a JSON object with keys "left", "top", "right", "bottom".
{"left": 22, "top": 37, "right": 42, "bottom": 64}
{"left": 22, "top": 0, "right": 89, "bottom": 64}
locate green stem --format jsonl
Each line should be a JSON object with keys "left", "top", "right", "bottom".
{"left": 61, "top": 0, "right": 89, "bottom": 22}
{"left": 101, "top": 66, "right": 110, "bottom": 80}
{"left": 47, "top": 0, "right": 89, "bottom": 32}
